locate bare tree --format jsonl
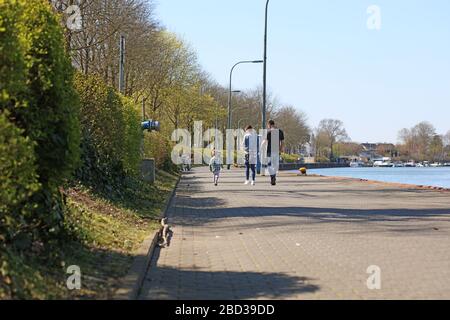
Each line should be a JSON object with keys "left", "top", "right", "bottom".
{"left": 311, "top": 129, "right": 331, "bottom": 162}
{"left": 317, "top": 119, "right": 349, "bottom": 161}
{"left": 398, "top": 122, "right": 436, "bottom": 161}
{"left": 444, "top": 131, "right": 450, "bottom": 161}
{"left": 429, "top": 135, "right": 444, "bottom": 162}
{"left": 273, "top": 106, "right": 310, "bottom": 154}
{"left": 230, "top": 87, "right": 277, "bottom": 130}
{"left": 443, "top": 130, "right": 450, "bottom": 147}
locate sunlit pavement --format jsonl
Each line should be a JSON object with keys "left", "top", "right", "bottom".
{"left": 139, "top": 167, "right": 450, "bottom": 300}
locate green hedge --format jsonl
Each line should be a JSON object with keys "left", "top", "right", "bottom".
{"left": 281, "top": 153, "right": 301, "bottom": 163}
{"left": 143, "top": 131, "right": 177, "bottom": 171}
{"left": 0, "top": 0, "right": 27, "bottom": 106}
{"left": 121, "top": 96, "right": 143, "bottom": 177}
{"left": 75, "top": 74, "right": 143, "bottom": 193}
{"left": 21, "top": 0, "right": 80, "bottom": 188}
{"left": 1, "top": 0, "right": 80, "bottom": 246}
{"left": 2, "top": 0, "right": 80, "bottom": 188}
{"left": 0, "top": 112, "right": 40, "bottom": 245}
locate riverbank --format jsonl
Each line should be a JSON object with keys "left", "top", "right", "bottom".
{"left": 280, "top": 162, "right": 349, "bottom": 171}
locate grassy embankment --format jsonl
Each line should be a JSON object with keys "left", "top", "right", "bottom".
{"left": 1, "top": 171, "right": 178, "bottom": 300}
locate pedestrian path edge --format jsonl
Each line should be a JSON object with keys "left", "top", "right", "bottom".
{"left": 114, "top": 174, "right": 181, "bottom": 300}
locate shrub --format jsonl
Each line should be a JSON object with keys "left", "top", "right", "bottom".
{"left": 143, "top": 131, "right": 177, "bottom": 172}
{"left": 121, "top": 96, "right": 143, "bottom": 177}
{"left": 0, "top": 0, "right": 27, "bottom": 106}
{"left": 75, "top": 74, "right": 144, "bottom": 192}
{"left": 281, "top": 153, "right": 301, "bottom": 163}
{"left": 20, "top": 0, "right": 81, "bottom": 188}
{"left": 74, "top": 74, "right": 125, "bottom": 190}
{"left": 1, "top": 0, "right": 80, "bottom": 245}
{"left": 0, "top": 112, "right": 40, "bottom": 246}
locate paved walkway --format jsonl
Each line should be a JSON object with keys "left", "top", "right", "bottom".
{"left": 139, "top": 167, "right": 450, "bottom": 300}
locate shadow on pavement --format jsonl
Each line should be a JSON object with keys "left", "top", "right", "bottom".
{"left": 169, "top": 194, "right": 450, "bottom": 233}
{"left": 141, "top": 248, "right": 319, "bottom": 300}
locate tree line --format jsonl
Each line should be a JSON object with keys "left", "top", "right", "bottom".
{"left": 397, "top": 122, "right": 450, "bottom": 162}
{"left": 312, "top": 120, "right": 450, "bottom": 162}
{"left": 0, "top": 0, "right": 313, "bottom": 265}
{"left": 63, "top": 0, "right": 313, "bottom": 155}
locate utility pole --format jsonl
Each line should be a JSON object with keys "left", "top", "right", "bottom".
{"left": 142, "top": 98, "right": 146, "bottom": 121}
{"left": 119, "top": 35, "right": 125, "bottom": 94}
{"left": 262, "top": 0, "right": 270, "bottom": 129}
{"left": 227, "top": 60, "right": 263, "bottom": 169}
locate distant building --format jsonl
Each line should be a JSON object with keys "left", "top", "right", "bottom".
{"left": 360, "top": 143, "right": 381, "bottom": 161}
{"left": 361, "top": 143, "right": 378, "bottom": 152}
{"left": 359, "top": 142, "right": 399, "bottom": 162}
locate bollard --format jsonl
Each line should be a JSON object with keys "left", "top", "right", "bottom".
{"left": 299, "top": 167, "right": 307, "bottom": 176}
{"left": 141, "top": 158, "right": 156, "bottom": 183}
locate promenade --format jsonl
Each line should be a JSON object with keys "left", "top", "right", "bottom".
{"left": 139, "top": 167, "right": 450, "bottom": 300}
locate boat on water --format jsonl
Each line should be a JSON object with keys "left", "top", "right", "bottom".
{"left": 393, "top": 162, "right": 405, "bottom": 167}
{"left": 405, "top": 161, "right": 416, "bottom": 167}
{"left": 430, "top": 163, "right": 444, "bottom": 167}
{"left": 373, "top": 161, "right": 393, "bottom": 168}
{"left": 445, "top": 163, "right": 450, "bottom": 167}
{"left": 373, "top": 157, "right": 393, "bottom": 168}
{"left": 350, "top": 161, "right": 364, "bottom": 168}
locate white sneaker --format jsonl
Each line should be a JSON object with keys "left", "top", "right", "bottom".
{"left": 251, "top": 181, "right": 255, "bottom": 186}
{"left": 244, "top": 180, "right": 250, "bottom": 185}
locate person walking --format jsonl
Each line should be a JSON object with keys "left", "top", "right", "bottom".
{"left": 242, "top": 125, "right": 258, "bottom": 186}
{"left": 262, "top": 120, "right": 285, "bottom": 186}
{"left": 209, "top": 150, "right": 222, "bottom": 186}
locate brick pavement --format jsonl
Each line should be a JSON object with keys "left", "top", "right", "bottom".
{"left": 139, "top": 167, "right": 450, "bottom": 300}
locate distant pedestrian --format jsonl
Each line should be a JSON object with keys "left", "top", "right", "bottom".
{"left": 242, "top": 125, "right": 258, "bottom": 186}
{"left": 181, "top": 154, "right": 191, "bottom": 172}
{"left": 262, "top": 120, "right": 285, "bottom": 186}
{"left": 209, "top": 150, "right": 222, "bottom": 186}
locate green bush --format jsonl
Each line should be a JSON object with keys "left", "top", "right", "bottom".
{"left": 0, "top": 112, "right": 40, "bottom": 246}
{"left": 121, "top": 96, "right": 143, "bottom": 177}
{"left": 143, "top": 131, "right": 177, "bottom": 171}
{"left": 1, "top": 0, "right": 80, "bottom": 245}
{"left": 75, "top": 74, "right": 144, "bottom": 192}
{"left": 0, "top": 0, "right": 27, "bottom": 106}
{"left": 75, "top": 74, "right": 125, "bottom": 189}
{"left": 2, "top": 0, "right": 81, "bottom": 188}
{"left": 281, "top": 153, "right": 301, "bottom": 163}
{"left": 20, "top": 0, "right": 81, "bottom": 188}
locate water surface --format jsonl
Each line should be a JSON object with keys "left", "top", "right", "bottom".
{"left": 304, "top": 167, "right": 450, "bottom": 188}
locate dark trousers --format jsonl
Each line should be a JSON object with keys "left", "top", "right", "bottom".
{"left": 246, "top": 163, "right": 256, "bottom": 181}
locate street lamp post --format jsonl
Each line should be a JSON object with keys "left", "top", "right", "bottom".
{"left": 262, "top": 0, "right": 270, "bottom": 129}
{"left": 227, "top": 60, "right": 263, "bottom": 169}
{"left": 227, "top": 61, "right": 263, "bottom": 132}
{"left": 119, "top": 35, "right": 125, "bottom": 94}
